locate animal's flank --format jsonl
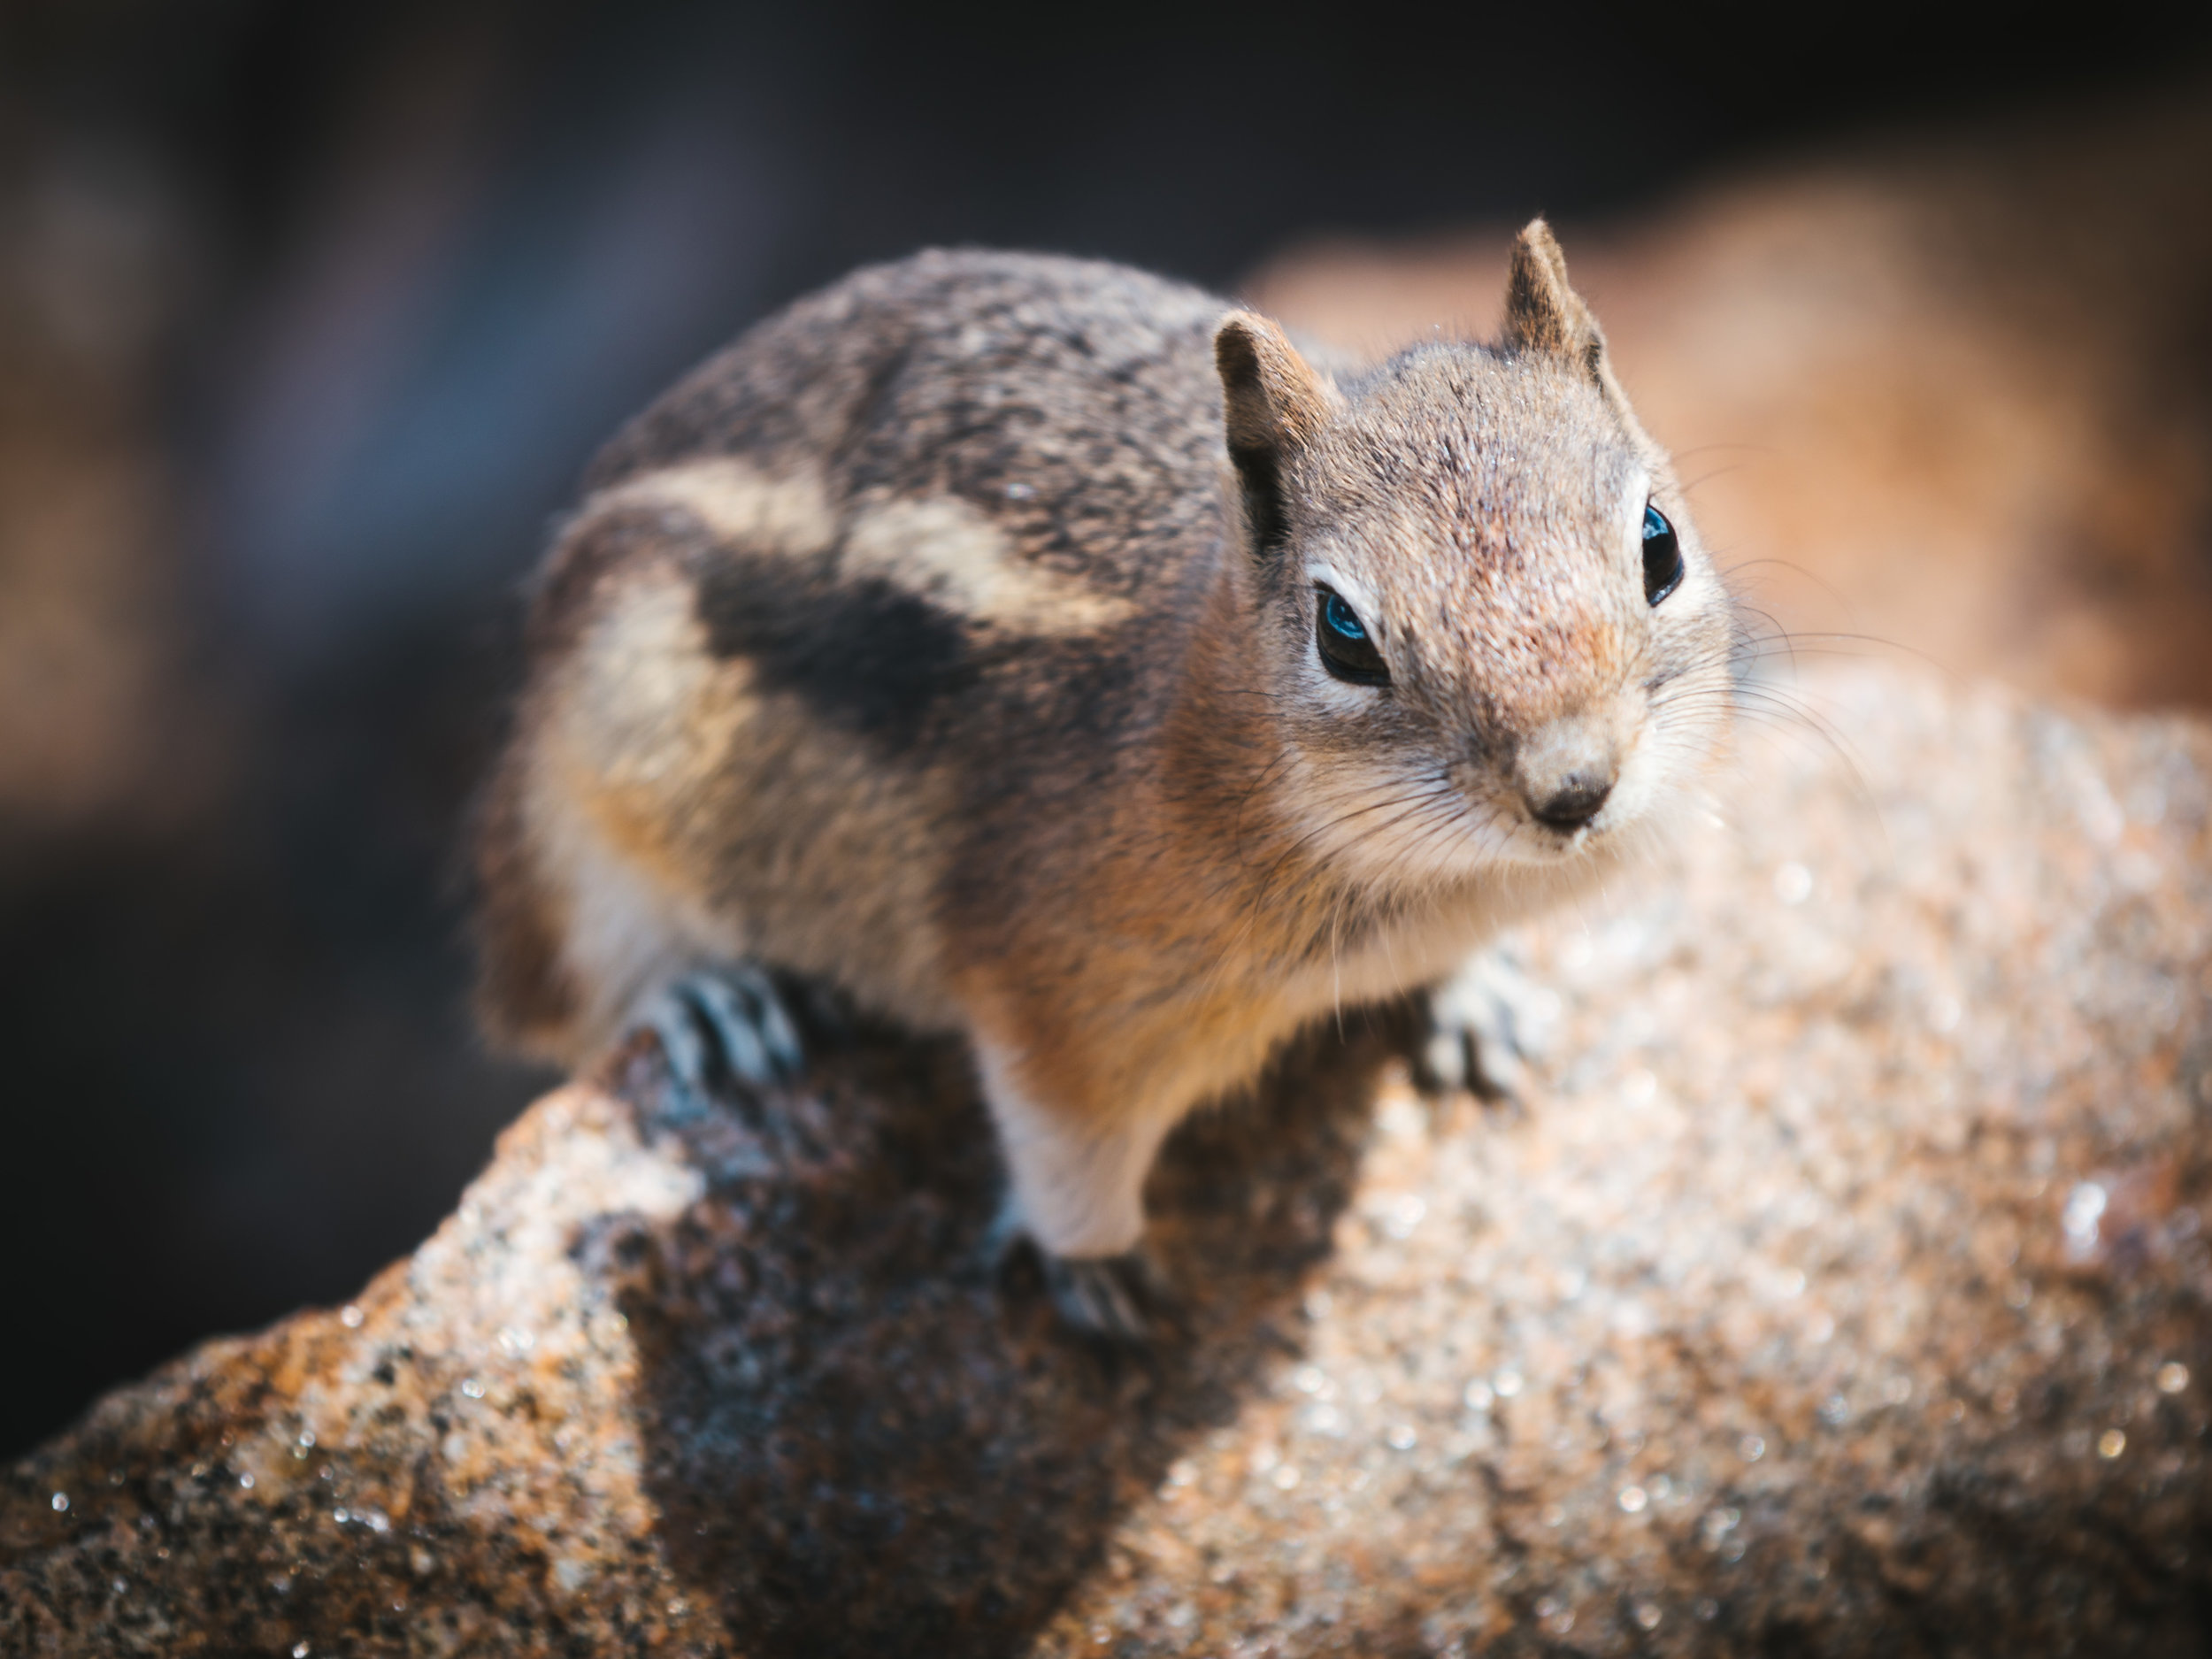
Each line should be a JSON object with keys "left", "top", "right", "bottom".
{"left": 692, "top": 552, "right": 970, "bottom": 752}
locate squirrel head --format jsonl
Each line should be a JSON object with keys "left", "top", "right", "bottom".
{"left": 1212, "top": 219, "right": 1737, "bottom": 884}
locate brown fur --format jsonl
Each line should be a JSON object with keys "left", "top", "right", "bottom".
{"left": 474, "top": 225, "right": 1740, "bottom": 1260}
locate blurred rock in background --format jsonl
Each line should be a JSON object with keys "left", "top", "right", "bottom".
{"left": 0, "top": 0, "right": 2207, "bottom": 1461}
{"left": 1250, "top": 92, "right": 2212, "bottom": 712}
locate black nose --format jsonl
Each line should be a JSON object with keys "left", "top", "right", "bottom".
{"left": 1530, "top": 772, "right": 1612, "bottom": 831}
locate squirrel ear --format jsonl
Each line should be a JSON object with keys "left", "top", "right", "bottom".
{"left": 1501, "top": 218, "right": 1608, "bottom": 382}
{"left": 1215, "top": 311, "right": 1333, "bottom": 457}
{"left": 1215, "top": 311, "right": 1333, "bottom": 557}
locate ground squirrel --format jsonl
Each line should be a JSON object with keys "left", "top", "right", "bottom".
{"left": 473, "top": 220, "right": 1740, "bottom": 1334}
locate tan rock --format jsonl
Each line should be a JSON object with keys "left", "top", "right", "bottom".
{"left": 6, "top": 666, "right": 2211, "bottom": 1655}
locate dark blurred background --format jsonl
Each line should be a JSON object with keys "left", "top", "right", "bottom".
{"left": 4, "top": 0, "right": 2209, "bottom": 1458}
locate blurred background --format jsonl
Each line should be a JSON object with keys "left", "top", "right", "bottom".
{"left": 4, "top": 0, "right": 2209, "bottom": 1458}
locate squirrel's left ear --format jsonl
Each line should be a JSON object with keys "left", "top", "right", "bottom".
{"left": 1501, "top": 218, "right": 1609, "bottom": 378}
{"left": 1501, "top": 218, "right": 1649, "bottom": 436}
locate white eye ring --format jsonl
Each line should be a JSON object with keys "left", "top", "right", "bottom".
{"left": 1303, "top": 563, "right": 1378, "bottom": 617}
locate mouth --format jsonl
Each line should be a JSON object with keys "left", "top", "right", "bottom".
{"left": 1503, "top": 809, "right": 1605, "bottom": 864}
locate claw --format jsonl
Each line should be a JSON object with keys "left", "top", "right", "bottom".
{"left": 990, "top": 1217, "right": 1169, "bottom": 1344}
{"left": 735, "top": 964, "right": 807, "bottom": 1079}
{"left": 638, "top": 964, "right": 807, "bottom": 1112}
{"left": 643, "top": 987, "right": 716, "bottom": 1117}
{"left": 1042, "top": 1249, "right": 1165, "bottom": 1343}
{"left": 1420, "top": 949, "right": 1558, "bottom": 1102}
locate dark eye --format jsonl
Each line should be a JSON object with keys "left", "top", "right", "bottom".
{"left": 1315, "top": 586, "right": 1388, "bottom": 685}
{"left": 1642, "top": 502, "right": 1684, "bottom": 606}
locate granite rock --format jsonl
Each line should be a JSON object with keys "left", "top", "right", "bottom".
{"left": 6, "top": 666, "right": 2212, "bottom": 1656}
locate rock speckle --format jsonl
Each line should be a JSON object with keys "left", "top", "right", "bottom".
{"left": 6, "top": 667, "right": 2211, "bottom": 1656}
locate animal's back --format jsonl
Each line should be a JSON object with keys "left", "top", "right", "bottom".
{"left": 481, "top": 251, "right": 1242, "bottom": 1060}
{"left": 594, "top": 249, "right": 1234, "bottom": 604}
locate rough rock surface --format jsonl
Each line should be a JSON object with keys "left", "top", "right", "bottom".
{"left": 6, "top": 666, "right": 2212, "bottom": 1656}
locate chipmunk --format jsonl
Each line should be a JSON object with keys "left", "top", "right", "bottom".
{"left": 473, "top": 221, "right": 1739, "bottom": 1334}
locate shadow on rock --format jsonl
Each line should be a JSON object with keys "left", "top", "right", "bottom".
{"left": 596, "top": 1005, "right": 1405, "bottom": 1657}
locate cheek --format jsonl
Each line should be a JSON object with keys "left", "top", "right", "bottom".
{"left": 1306, "top": 672, "right": 1383, "bottom": 718}
{"left": 1605, "top": 731, "right": 1667, "bottom": 823}
{"left": 1646, "top": 579, "right": 1731, "bottom": 676}
{"left": 1624, "top": 639, "right": 1737, "bottom": 798}
{"left": 1281, "top": 704, "right": 1447, "bottom": 838}
{"left": 1294, "top": 666, "right": 1441, "bottom": 746}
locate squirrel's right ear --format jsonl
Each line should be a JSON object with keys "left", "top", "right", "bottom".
{"left": 1215, "top": 311, "right": 1334, "bottom": 557}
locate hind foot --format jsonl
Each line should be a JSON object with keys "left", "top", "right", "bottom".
{"left": 1004, "top": 1239, "right": 1168, "bottom": 1345}
{"left": 1040, "top": 1248, "right": 1168, "bottom": 1343}
{"left": 991, "top": 1218, "right": 1170, "bottom": 1345}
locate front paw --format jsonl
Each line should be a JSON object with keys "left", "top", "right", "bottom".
{"left": 637, "top": 963, "right": 806, "bottom": 1113}
{"left": 1418, "top": 949, "right": 1559, "bottom": 1102}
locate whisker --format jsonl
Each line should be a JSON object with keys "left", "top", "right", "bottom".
{"left": 1671, "top": 442, "right": 1777, "bottom": 463}
{"left": 1198, "top": 779, "right": 1463, "bottom": 990}
{"left": 1679, "top": 460, "right": 1753, "bottom": 495}
{"left": 1717, "top": 557, "right": 1864, "bottom": 625}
